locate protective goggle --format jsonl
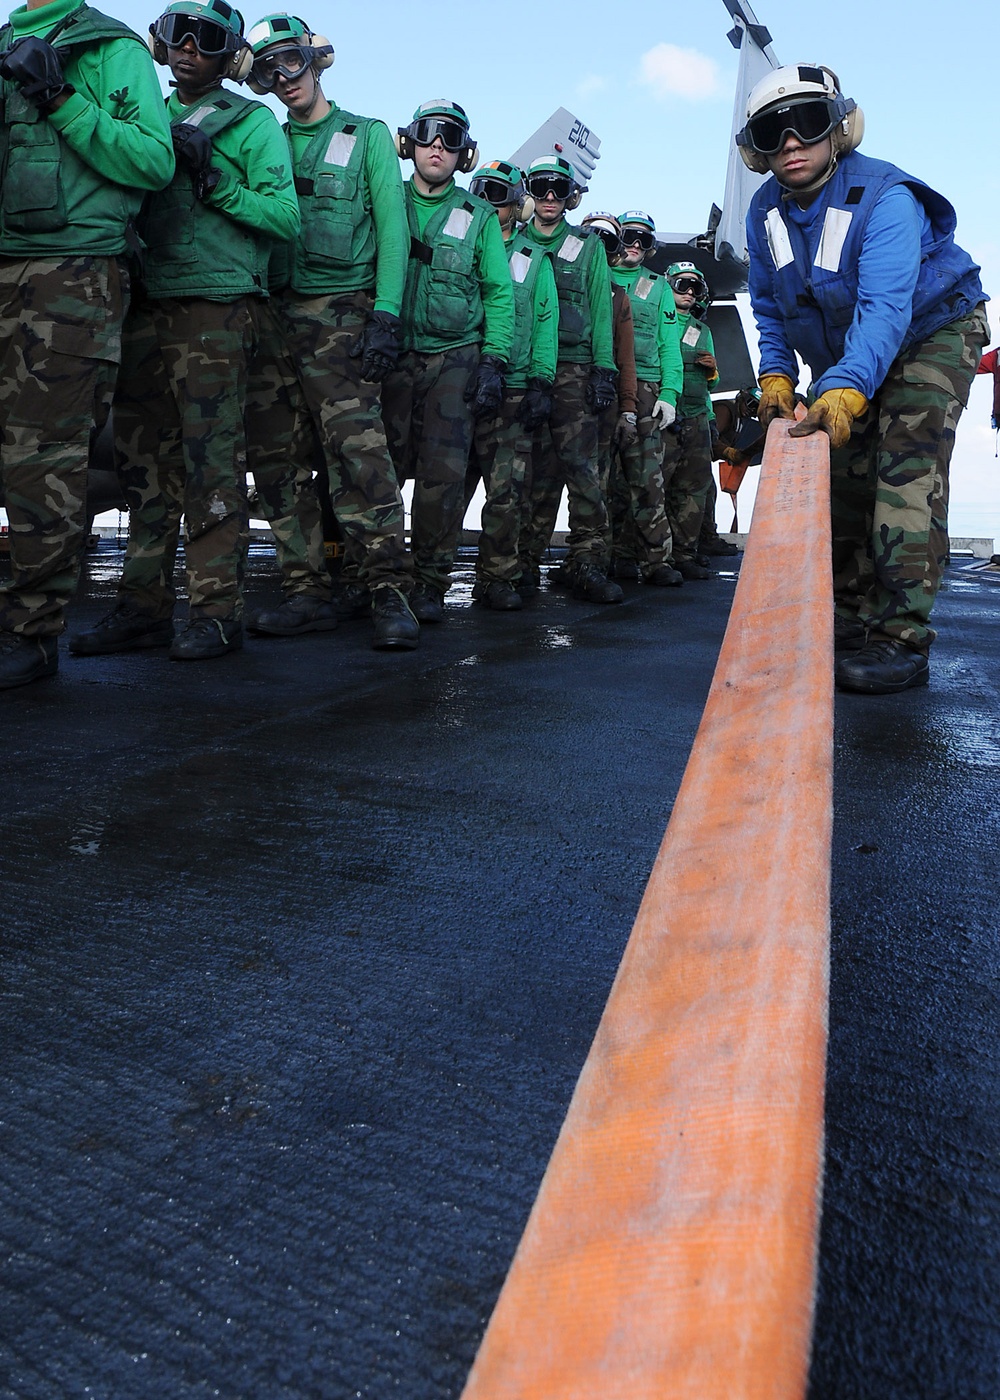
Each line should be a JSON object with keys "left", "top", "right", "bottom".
{"left": 249, "top": 43, "right": 314, "bottom": 87}
{"left": 591, "top": 227, "right": 622, "bottom": 257}
{"left": 470, "top": 177, "right": 521, "bottom": 207}
{"left": 408, "top": 117, "right": 470, "bottom": 151}
{"left": 671, "top": 277, "right": 704, "bottom": 296}
{"left": 526, "top": 175, "right": 573, "bottom": 200}
{"left": 622, "top": 228, "right": 656, "bottom": 251}
{"left": 154, "top": 12, "right": 234, "bottom": 55}
{"left": 742, "top": 97, "right": 843, "bottom": 154}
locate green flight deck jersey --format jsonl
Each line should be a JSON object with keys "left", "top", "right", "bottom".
{"left": 142, "top": 89, "right": 298, "bottom": 301}
{"left": 401, "top": 177, "right": 514, "bottom": 361}
{"left": 611, "top": 264, "right": 684, "bottom": 405}
{"left": 519, "top": 218, "right": 615, "bottom": 371}
{"left": 285, "top": 103, "right": 407, "bottom": 314}
{"left": 677, "top": 311, "right": 718, "bottom": 419}
{"left": 0, "top": 0, "right": 173, "bottom": 257}
{"left": 503, "top": 228, "right": 557, "bottom": 389}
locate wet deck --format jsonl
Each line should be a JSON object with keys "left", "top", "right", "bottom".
{"left": 1, "top": 542, "right": 997, "bottom": 1399}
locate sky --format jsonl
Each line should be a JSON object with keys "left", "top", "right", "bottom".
{"left": 72, "top": 0, "right": 1000, "bottom": 539}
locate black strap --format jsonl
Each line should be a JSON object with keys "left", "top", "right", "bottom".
{"left": 294, "top": 176, "right": 314, "bottom": 196}
{"left": 409, "top": 236, "right": 433, "bottom": 265}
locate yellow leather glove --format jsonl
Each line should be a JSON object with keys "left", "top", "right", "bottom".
{"left": 788, "top": 387, "right": 869, "bottom": 449}
{"left": 757, "top": 373, "right": 797, "bottom": 427}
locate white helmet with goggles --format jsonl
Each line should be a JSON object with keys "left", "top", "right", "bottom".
{"left": 736, "top": 63, "right": 864, "bottom": 175}
{"left": 525, "top": 154, "right": 586, "bottom": 210}
{"left": 396, "top": 99, "right": 479, "bottom": 174}
{"left": 581, "top": 211, "right": 623, "bottom": 260}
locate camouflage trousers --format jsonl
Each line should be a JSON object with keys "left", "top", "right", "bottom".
{"left": 606, "top": 379, "right": 672, "bottom": 573}
{"left": 276, "top": 289, "right": 411, "bottom": 592}
{"left": 700, "top": 474, "right": 725, "bottom": 545}
{"left": 662, "top": 411, "right": 713, "bottom": 564}
{"left": 471, "top": 389, "right": 532, "bottom": 584}
{"left": 0, "top": 255, "right": 127, "bottom": 637}
{"left": 831, "top": 304, "right": 990, "bottom": 652}
{"left": 519, "top": 362, "right": 609, "bottom": 576}
{"left": 114, "top": 296, "right": 254, "bottom": 620}
{"left": 245, "top": 298, "right": 330, "bottom": 600}
{"left": 382, "top": 343, "right": 477, "bottom": 594}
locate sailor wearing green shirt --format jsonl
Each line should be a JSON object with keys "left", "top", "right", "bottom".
{"left": 661, "top": 261, "right": 721, "bottom": 581}
{"left": 517, "top": 155, "right": 622, "bottom": 606}
{"left": 611, "top": 210, "right": 685, "bottom": 585}
{"left": 466, "top": 160, "right": 557, "bottom": 611}
{"left": 241, "top": 12, "right": 419, "bottom": 651}
{"left": 67, "top": 0, "right": 299, "bottom": 661}
{"left": 0, "top": 0, "right": 173, "bottom": 689}
{"left": 382, "top": 100, "right": 515, "bottom": 623}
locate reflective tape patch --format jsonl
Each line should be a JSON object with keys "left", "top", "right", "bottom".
{"left": 814, "top": 207, "right": 853, "bottom": 272}
{"left": 682, "top": 323, "right": 701, "bottom": 347}
{"left": 635, "top": 276, "right": 654, "bottom": 300}
{"left": 325, "top": 130, "right": 357, "bottom": 167}
{"left": 182, "top": 105, "right": 215, "bottom": 128}
{"left": 443, "top": 207, "right": 473, "bottom": 240}
{"left": 765, "top": 207, "right": 794, "bottom": 270}
{"left": 246, "top": 21, "right": 273, "bottom": 44}
{"left": 509, "top": 251, "right": 532, "bottom": 284}
{"left": 557, "top": 234, "right": 584, "bottom": 263}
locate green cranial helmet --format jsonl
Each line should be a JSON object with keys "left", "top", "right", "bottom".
{"left": 469, "top": 159, "right": 526, "bottom": 207}
{"left": 245, "top": 12, "right": 333, "bottom": 91}
{"left": 397, "top": 98, "right": 478, "bottom": 173}
{"left": 247, "top": 11, "right": 308, "bottom": 51}
{"left": 149, "top": 0, "right": 252, "bottom": 78}
{"left": 619, "top": 209, "right": 656, "bottom": 232}
{"left": 525, "top": 154, "right": 585, "bottom": 208}
{"left": 667, "top": 260, "right": 709, "bottom": 290}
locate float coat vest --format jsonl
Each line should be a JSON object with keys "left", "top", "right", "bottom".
{"left": 505, "top": 231, "right": 547, "bottom": 386}
{"left": 678, "top": 314, "right": 714, "bottom": 418}
{"left": 748, "top": 151, "right": 984, "bottom": 379}
{"left": 623, "top": 269, "right": 671, "bottom": 383}
{"left": 403, "top": 187, "right": 492, "bottom": 349}
{"left": 0, "top": 4, "right": 145, "bottom": 252}
{"left": 289, "top": 108, "right": 382, "bottom": 290}
{"left": 548, "top": 225, "right": 601, "bottom": 363}
{"left": 142, "top": 92, "right": 269, "bottom": 300}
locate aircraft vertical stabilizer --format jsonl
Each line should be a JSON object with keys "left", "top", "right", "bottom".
{"left": 508, "top": 108, "right": 601, "bottom": 185}
{"left": 716, "top": 1, "right": 779, "bottom": 262}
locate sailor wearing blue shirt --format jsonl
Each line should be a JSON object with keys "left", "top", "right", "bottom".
{"left": 741, "top": 64, "right": 989, "bottom": 694}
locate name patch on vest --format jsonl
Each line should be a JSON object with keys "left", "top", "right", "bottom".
{"left": 557, "top": 235, "right": 584, "bottom": 263}
{"left": 443, "top": 207, "right": 473, "bottom": 240}
{"left": 682, "top": 323, "right": 702, "bottom": 347}
{"left": 765, "top": 207, "right": 794, "bottom": 271}
{"left": 324, "top": 130, "right": 357, "bottom": 167}
{"left": 509, "top": 250, "right": 532, "bottom": 284}
{"left": 635, "top": 277, "right": 654, "bottom": 300}
{"left": 814, "top": 207, "right": 853, "bottom": 272}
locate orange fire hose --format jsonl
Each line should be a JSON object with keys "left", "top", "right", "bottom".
{"left": 462, "top": 418, "right": 833, "bottom": 1400}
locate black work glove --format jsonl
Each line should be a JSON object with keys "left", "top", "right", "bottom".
{"left": 517, "top": 376, "right": 553, "bottom": 431}
{"left": 0, "top": 35, "right": 74, "bottom": 112}
{"left": 464, "top": 354, "right": 506, "bottom": 420}
{"left": 349, "top": 310, "right": 402, "bottom": 383}
{"left": 584, "top": 364, "right": 618, "bottom": 415}
{"left": 172, "top": 123, "right": 222, "bottom": 201}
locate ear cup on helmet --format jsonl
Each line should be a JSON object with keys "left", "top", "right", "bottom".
{"left": 737, "top": 144, "right": 770, "bottom": 174}
{"left": 225, "top": 40, "right": 253, "bottom": 82}
{"left": 395, "top": 131, "right": 413, "bottom": 161}
{"left": 517, "top": 195, "right": 534, "bottom": 223}
{"left": 309, "top": 34, "right": 334, "bottom": 71}
{"left": 457, "top": 142, "right": 479, "bottom": 175}
{"left": 835, "top": 105, "right": 864, "bottom": 154}
{"left": 147, "top": 28, "right": 168, "bottom": 64}
{"left": 566, "top": 188, "right": 583, "bottom": 211}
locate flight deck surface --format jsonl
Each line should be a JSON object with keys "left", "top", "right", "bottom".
{"left": 1, "top": 543, "right": 997, "bottom": 1399}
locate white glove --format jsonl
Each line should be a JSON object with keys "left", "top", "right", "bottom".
{"left": 651, "top": 399, "right": 676, "bottom": 428}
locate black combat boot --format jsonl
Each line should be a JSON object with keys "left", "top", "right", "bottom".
{"left": 332, "top": 581, "right": 372, "bottom": 621}
{"left": 609, "top": 558, "right": 641, "bottom": 581}
{"left": 169, "top": 616, "right": 243, "bottom": 661}
{"left": 408, "top": 582, "right": 445, "bottom": 623}
{"left": 673, "top": 558, "right": 711, "bottom": 581}
{"left": 835, "top": 638, "right": 929, "bottom": 694}
{"left": 0, "top": 633, "right": 58, "bottom": 689}
{"left": 246, "top": 594, "right": 339, "bottom": 636}
{"left": 643, "top": 563, "right": 684, "bottom": 587}
{"left": 833, "top": 616, "right": 867, "bottom": 652}
{"left": 371, "top": 587, "right": 419, "bottom": 650}
{"left": 573, "top": 565, "right": 624, "bottom": 604}
{"left": 69, "top": 600, "right": 173, "bottom": 655}
{"left": 474, "top": 580, "right": 523, "bottom": 611}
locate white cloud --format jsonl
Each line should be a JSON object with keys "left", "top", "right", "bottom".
{"left": 576, "top": 74, "right": 609, "bottom": 99}
{"left": 637, "top": 43, "right": 722, "bottom": 101}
